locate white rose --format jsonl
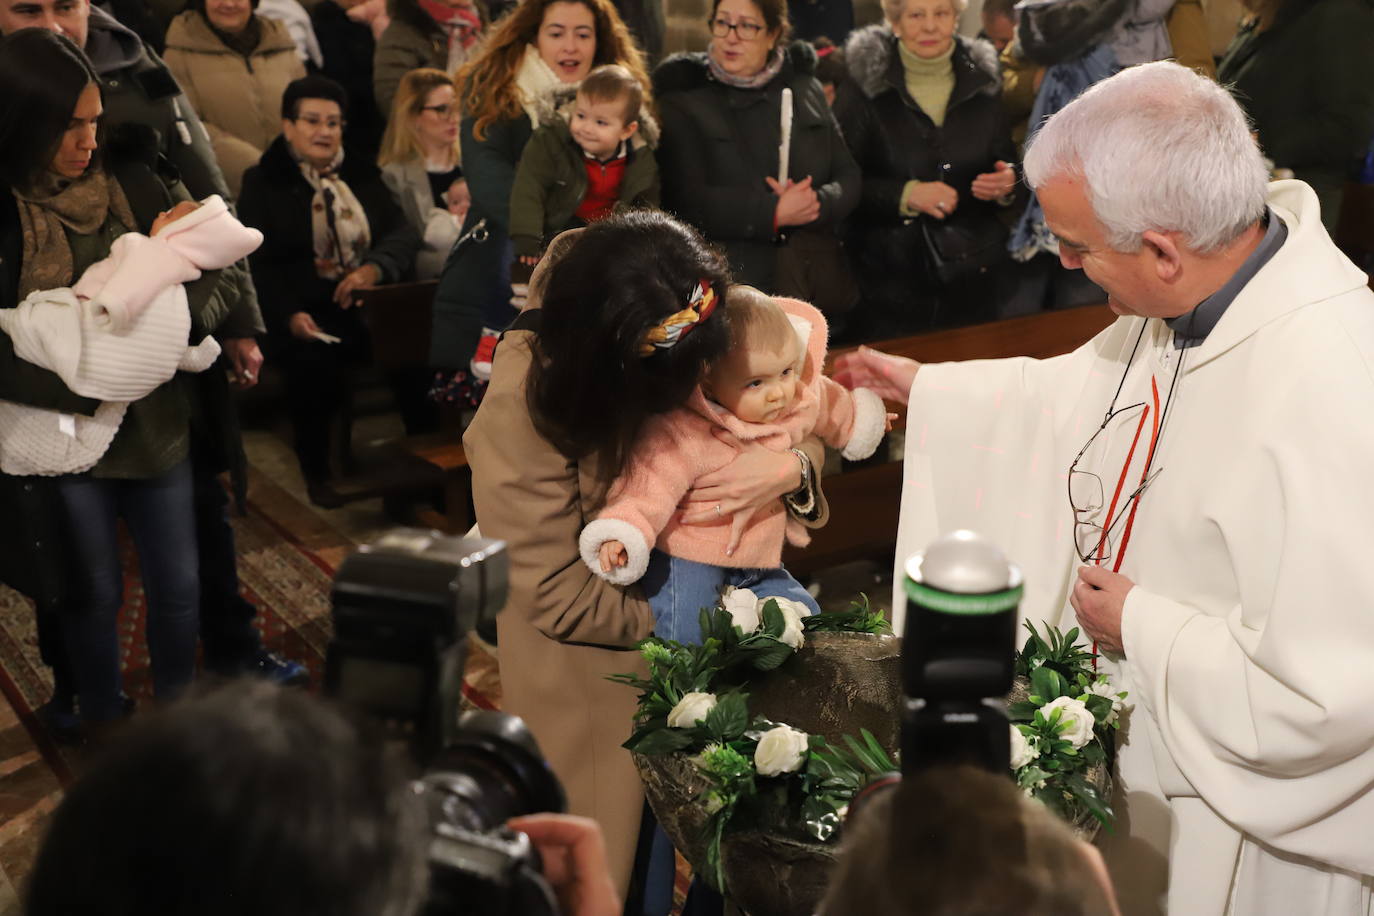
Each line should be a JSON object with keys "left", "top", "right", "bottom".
{"left": 720, "top": 587, "right": 761, "bottom": 634}
{"left": 1009, "top": 725, "right": 1038, "bottom": 769}
{"left": 754, "top": 724, "right": 810, "bottom": 776}
{"left": 667, "top": 691, "right": 717, "bottom": 728}
{"left": 1087, "top": 679, "right": 1125, "bottom": 724}
{"left": 1042, "top": 696, "right": 1096, "bottom": 749}
{"left": 762, "top": 597, "right": 812, "bottom": 649}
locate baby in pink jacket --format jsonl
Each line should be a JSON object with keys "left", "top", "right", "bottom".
{"left": 578, "top": 286, "right": 886, "bottom": 643}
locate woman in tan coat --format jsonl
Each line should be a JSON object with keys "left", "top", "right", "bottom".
{"left": 463, "top": 214, "right": 828, "bottom": 897}
{"left": 164, "top": 0, "right": 306, "bottom": 195}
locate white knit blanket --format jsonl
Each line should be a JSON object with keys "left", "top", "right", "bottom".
{"left": 0, "top": 195, "right": 261, "bottom": 475}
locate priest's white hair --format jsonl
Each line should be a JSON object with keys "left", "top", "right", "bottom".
{"left": 1023, "top": 60, "right": 1269, "bottom": 255}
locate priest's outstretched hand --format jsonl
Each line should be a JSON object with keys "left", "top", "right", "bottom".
{"left": 832, "top": 346, "right": 920, "bottom": 406}
{"left": 1070, "top": 565, "right": 1133, "bottom": 654}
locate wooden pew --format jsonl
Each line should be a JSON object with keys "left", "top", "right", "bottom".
{"left": 783, "top": 305, "right": 1116, "bottom": 576}
{"left": 343, "top": 283, "right": 1113, "bottom": 548}
{"left": 319, "top": 281, "right": 475, "bottom": 530}
{"left": 357, "top": 280, "right": 436, "bottom": 369}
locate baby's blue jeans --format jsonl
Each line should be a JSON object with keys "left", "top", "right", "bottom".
{"left": 641, "top": 550, "right": 821, "bottom": 644}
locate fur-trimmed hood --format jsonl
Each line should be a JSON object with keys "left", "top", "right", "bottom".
{"left": 842, "top": 25, "right": 999, "bottom": 100}
{"left": 652, "top": 39, "right": 818, "bottom": 96}
{"left": 517, "top": 46, "right": 660, "bottom": 148}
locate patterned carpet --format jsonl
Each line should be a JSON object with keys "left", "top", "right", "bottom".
{"left": 0, "top": 468, "right": 500, "bottom": 913}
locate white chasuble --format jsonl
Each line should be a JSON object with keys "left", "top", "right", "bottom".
{"left": 892, "top": 182, "right": 1374, "bottom": 915}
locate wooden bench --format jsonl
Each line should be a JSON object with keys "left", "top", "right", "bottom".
{"left": 783, "top": 305, "right": 1116, "bottom": 577}
{"left": 339, "top": 283, "right": 1113, "bottom": 551}
{"left": 313, "top": 281, "right": 476, "bottom": 530}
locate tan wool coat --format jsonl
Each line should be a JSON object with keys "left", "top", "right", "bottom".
{"left": 164, "top": 11, "right": 306, "bottom": 196}
{"left": 463, "top": 325, "right": 827, "bottom": 896}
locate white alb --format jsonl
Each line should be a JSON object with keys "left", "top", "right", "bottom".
{"left": 894, "top": 182, "right": 1374, "bottom": 914}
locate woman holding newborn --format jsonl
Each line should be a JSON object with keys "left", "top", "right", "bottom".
{"left": 0, "top": 29, "right": 245, "bottom": 728}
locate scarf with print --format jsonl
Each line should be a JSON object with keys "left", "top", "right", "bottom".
{"left": 419, "top": 0, "right": 482, "bottom": 71}
{"left": 706, "top": 41, "right": 785, "bottom": 89}
{"left": 296, "top": 148, "right": 371, "bottom": 280}
{"left": 13, "top": 168, "right": 137, "bottom": 299}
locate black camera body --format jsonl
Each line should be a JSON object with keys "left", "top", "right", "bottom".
{"left": 326, "top": 530, "right": 566, "bottom": 916}
{"left": 899, "top": 530, "right": 1022, "bottom": 775}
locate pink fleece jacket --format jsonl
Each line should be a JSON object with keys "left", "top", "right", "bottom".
{"left": 579, "top": 299, "right": 886, "bottom": 584}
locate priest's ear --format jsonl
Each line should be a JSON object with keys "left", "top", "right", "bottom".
{"left": 1141, "top": 229, "right": 1184, "bottom": 284}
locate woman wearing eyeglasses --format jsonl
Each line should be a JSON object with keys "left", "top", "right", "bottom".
{"left": 652, "top": 0, "right": 861, "bottom": 331}
{"left": 379, "top": 69, "right": 470, "bottom": 280}
{"left": 163, "top": 0, "right": 307, "bottom": 196}
{"left": 238, "top": 76, "right": 430, "bottom": 507}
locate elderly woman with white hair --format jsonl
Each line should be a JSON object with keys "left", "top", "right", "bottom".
{"left": 836, "top": 60, "right": 1374, "bottom": 916}
{"left": 833, "top": 0, "right": 1017, "bottom": 335}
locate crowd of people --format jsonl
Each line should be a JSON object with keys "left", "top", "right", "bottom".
{"left": 0, "top": 0, "right": 1373, "bottom": 912}
{"left": 1, "top": 0, "right": 1366, "bottom": 502}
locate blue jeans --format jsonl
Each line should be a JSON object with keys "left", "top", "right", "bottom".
{"left": 640, "top": 551, "right": 820, "bottom": 644}
{"left": 56, "top": 459, "right": 200, "bottom": 722}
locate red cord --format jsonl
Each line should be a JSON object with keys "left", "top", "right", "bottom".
{"left": 1089, "top": 374, "right": 1163, "bottom": 663}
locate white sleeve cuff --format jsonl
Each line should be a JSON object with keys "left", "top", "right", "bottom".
{"left": 841, "top": 387, "right": 887, "bottom": 461}
{"left": 177, "top": 337, "right": 223, "bottom": 373}
{"left": 579, "top": 518, "right": 651, "bottom": 585}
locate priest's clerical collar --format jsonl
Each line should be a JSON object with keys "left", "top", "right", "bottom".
{"left": 1167, "top": 207, "right": 1287, "bottom": 347}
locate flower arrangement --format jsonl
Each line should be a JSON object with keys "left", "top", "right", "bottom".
{"left": 614, "top": 591, "right": 1129, "bottom": 892}
{"left": 611, "top": 588, "right": 893, "bottom": 891}
{"left": 1008, "top": 622, "right": 1129, "bottom": 829}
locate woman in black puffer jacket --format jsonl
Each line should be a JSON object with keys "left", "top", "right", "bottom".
{"left": 834, "top": 0, "right": 1018, "bottom": 335}
{"left": 654, "top": 0, "right": 861, "bottom": 328}
{"left": 238, "top": 75, "right": 428, "bottom": 507}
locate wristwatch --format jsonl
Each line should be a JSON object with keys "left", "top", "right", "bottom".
{"left": 784, "top": 447, "right": 818, "bottom": 519}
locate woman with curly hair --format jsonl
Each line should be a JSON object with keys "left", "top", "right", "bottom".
{"left": 429, "top": 0, "right": 651, "bottom": 394}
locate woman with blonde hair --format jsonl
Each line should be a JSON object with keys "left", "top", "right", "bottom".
{"left": 379, "top": 68, "right": 469, "bottom": 280}
{"left": 429, "top": 0, "right": 650, "bottom": 394}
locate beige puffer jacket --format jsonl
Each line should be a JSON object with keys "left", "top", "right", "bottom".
{"left": 164, "top": 11, "right": 305, "bottom": 196}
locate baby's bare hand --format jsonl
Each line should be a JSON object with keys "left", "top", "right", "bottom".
{"left": 599, "top": 541, "right": 628, "bottom": 572}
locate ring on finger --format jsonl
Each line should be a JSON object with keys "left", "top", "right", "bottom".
{"left": 714, "top": 503, "right": 722, "bottom": 517}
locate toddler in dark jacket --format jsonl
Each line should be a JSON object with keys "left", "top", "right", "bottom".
{"left": 508, "top": 64, "right": 660, "bottom": 275}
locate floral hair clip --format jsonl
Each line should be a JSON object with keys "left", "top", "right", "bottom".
{"left": 639, "top": 280, "right": 719, "bottom": 357}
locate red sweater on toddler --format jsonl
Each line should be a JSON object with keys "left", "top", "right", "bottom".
{"left": 574, "top": 152, "right": 627, "bottom": 223}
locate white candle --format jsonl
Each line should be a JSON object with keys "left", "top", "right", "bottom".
{"left": 778, "top": 87, "right": 794, "bottom": 188}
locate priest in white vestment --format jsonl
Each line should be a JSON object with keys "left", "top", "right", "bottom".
{"left": 835, "top": 62, "right": 1374, "bottom": 916}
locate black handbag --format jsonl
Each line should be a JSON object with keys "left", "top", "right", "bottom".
{"left": 919, "top": 216, "right": 1009, "bottom": 287}
{"left": 774, "top": 227, "right": 860, "bottom": 318}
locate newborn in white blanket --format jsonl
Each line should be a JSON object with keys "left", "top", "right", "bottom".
{"left": 0, "top": 195, "right": 262, "bottom": 475}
